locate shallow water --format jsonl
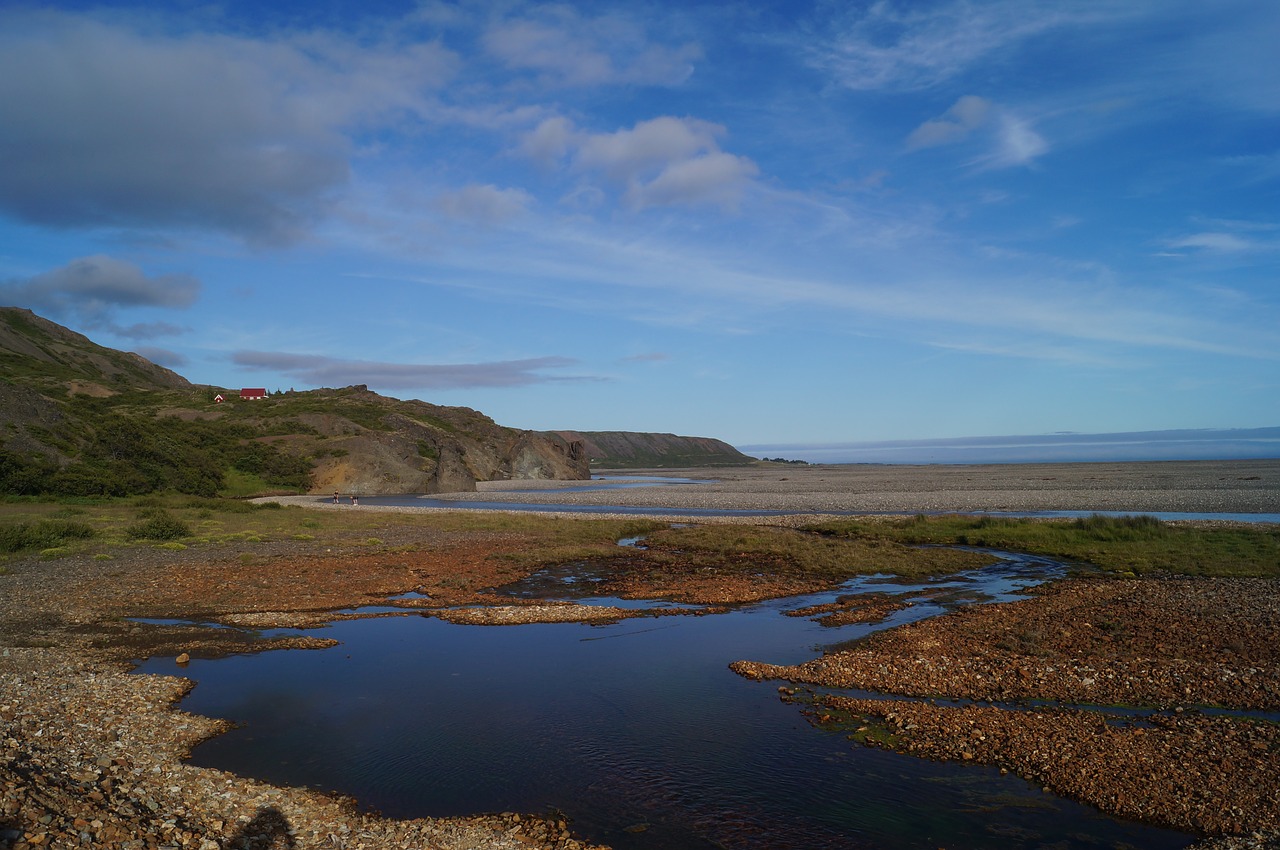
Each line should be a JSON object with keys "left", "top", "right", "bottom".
{"left": 136, "top": 554, "right": 1193, "bottom": 850}
{"left": 342, "top": 494, "right": 1280, "bottom": 523}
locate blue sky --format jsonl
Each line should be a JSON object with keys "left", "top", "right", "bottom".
{"left": 1, "top": 0, "right": 1277, "bottom": 448}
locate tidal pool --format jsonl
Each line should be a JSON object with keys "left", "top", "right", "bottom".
{"left": 136, "top": 554, "right": 1194, "bottom": 850}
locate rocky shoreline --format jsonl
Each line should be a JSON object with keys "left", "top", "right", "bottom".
{"left": 3, "top": 459, "right": 1279, "bottom": 849}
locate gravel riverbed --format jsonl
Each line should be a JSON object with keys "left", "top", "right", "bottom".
{"left": 3, "top": 460, "right": 1279, "bottom": 849}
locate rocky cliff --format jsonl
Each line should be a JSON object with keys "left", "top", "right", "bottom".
{"left": 551, "top": 430, "right": 754, "bottom": 468}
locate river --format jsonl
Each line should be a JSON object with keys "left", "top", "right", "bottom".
{"left": 134, "top": 551, "right": 1194, "bottom": 849}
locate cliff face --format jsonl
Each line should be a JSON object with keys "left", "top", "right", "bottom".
{"left": 0, "top": 307, "right": 589, "bottom": 495}
{"left": 551, "top": 430, "right": 753, "bottom": 468}
{"left": 295, "top": 389, "right": 589, "bottom": 494}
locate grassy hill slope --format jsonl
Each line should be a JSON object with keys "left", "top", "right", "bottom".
{"left": 0, "top": 307, "right": 588, "bottom": 497}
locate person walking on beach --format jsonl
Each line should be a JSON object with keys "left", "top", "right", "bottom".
{"left": 351, "top": 494, "right": 359, "bottom": 506}
{"left": 333, "top": 491, "right": 339, "bottom": 504}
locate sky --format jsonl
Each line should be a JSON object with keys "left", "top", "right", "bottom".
{"left": 1, "top": 0, "right": 1277, "bottom": 450}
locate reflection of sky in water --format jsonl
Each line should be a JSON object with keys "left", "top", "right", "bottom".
{"left": 135, "top": 552, "right": 1192, "bottom": 850}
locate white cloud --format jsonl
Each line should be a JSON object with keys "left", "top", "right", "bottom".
{"left": 523, "top": 116, "right": 759, "bottom": 211}
{"left": 482, "top": 7, "right": 699, "bottom": 87}
{"left": 1166, "top": 232, "right": 1257, "bottom": 253}
{"left": 575, "top": 117, "right": 725, "bottom": 181}
{"left": 521, "top": 116, "right": 577, "bottom": 165}
{"left": 627, "top": 151, "right": 758, "bottom": 210}
{"left": 989, "top": 114, "right": 1049, "bottom": 167}
{"left": 906, "top": 96, "right": 992, "bottom": 149}
{"left": 434, "top": 184, "right": 534, "bottom": 224}
{"left": 907, "top": 96, "right": 1047, "bottom": 168}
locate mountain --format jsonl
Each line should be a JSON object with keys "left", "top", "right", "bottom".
{"left": 552, "top": 430, "right": 754, "bottom": 468}
{"left": 0, "top": 307, "right": 588, "bottom": 496}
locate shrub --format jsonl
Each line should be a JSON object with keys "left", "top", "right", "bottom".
{"left": 0, "top": 519, "right": 97, "bottom": 553}
{"left": 125, "top": 511, "right": 192, "bottom": 541}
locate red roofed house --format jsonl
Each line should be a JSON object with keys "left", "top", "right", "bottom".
{"left": 240, "top": 388, "right": 268, "bottom": 401}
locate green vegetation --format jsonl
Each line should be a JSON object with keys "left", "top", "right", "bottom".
{"left": 221, "top": 390, "right": 389, "bottom": 431}
{"left": 0, "top": 408, "right": 312, "bottom": 498}
{"left": 1, "top": 489, "right": 1274, "bottom": 583}
{"left": 638, "top": 524, "right": 995, "bottom": 579}
{"left": 804, "top": 514, "right": 1280, "bottom": 577}
{"left": 0, "top": 518, "right": 96, "bottom": 554}
{"left": 125, "top": 510, "right": 192, "bottom": 541}
{"left": 0, "top": 496, "right": 666, "bottom": 563}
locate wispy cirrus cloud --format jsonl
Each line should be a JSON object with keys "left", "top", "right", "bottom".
{"left": 804, "top": 0, "right": 1131, "bottom": 91}
{"left": 1167, "top": 232, "right": 1256, "bottom": 253}
{"left": 1164, "top": 219, "right": 1279, "bottom": 255}
{"left": 231, "top": 351, "right": 600, "bottom": 390}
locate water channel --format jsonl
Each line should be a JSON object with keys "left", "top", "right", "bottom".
{"left": 135, "top": 550, "right": 1196, "bottom": 850}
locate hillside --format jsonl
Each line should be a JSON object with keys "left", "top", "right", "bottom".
{"left": 0, "top": 307, "right": 588, "bottom": 496}
{"left": 552, "top": 430, "right": 755, "bottom": 468}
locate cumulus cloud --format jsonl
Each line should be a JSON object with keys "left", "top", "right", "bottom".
{"left": 231, "top": 351, "right": 595, "bottom": 390}
{"left": 2, "top": 256, "right": 200, "bottom": 331}
{"left": 522, "top": 116, "right": 758, "bottom": 210}
{"left": 483, "top": 7, "right": 699, "bottom": 87}
{"left": 0, "top": 9, "right": 455, "bottom": 244}
{"left": 434, "top": 184, "right": 534, "bottom": 224}
{"left": 521, "top": 116, "right": 577, "bottom": 165}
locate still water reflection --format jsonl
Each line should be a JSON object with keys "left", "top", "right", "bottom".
{"left": 136, "top": 554, "right": 1193, "bottom": 850}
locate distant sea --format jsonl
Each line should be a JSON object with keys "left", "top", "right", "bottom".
{"left": 739, "top": 426, "right": 1280, "bottom": 465}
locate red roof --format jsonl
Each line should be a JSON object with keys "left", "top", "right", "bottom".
{"left": 240, "top": 388, "right": 268, "bottom": 399}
